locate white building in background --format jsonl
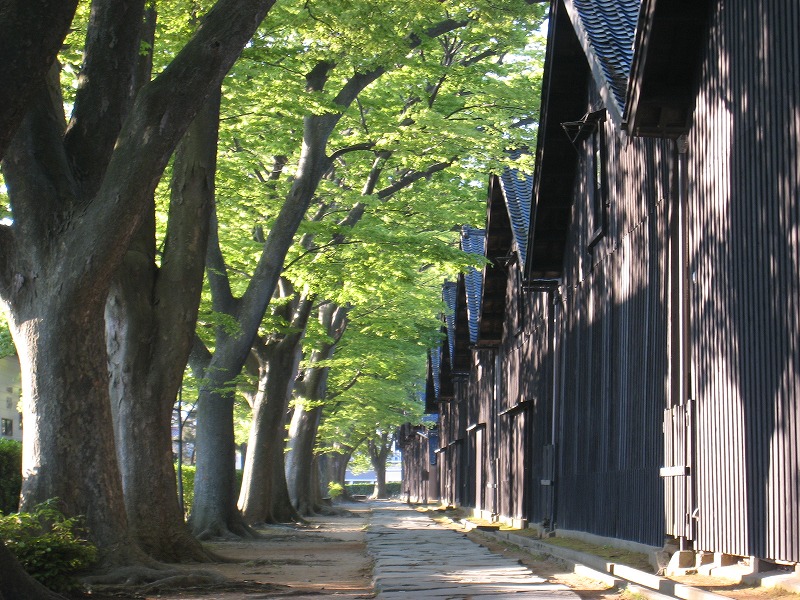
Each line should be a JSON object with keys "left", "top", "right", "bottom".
{"left": 0, "top": 355, "right": 22, "bottom": 442}
{"left": 345, "top": 449, "right": 403, "bottom": 485}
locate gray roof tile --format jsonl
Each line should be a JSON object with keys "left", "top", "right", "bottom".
{"left": 461, "top": 225, "right": 486, "bottom": 345}
{"left": 571, "top": 0, "right": 640, "bottom": 114}
{"left": 442, "top": 281, "right": 458, "bottom": 368}
{"left": 498, "top": 168, "right": 532, "bottom": 265}
{"left": 430, "top": 344, "right": 441, "bottom": 398}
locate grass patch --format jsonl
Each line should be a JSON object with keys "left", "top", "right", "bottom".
{"left": 537, "top": 536, "right": 653, "bottom": 572}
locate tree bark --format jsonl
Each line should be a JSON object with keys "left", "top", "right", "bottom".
{"left": 189, "top": 380, "right": 251, "bottom": 540}
{"left": 322, "top": 449, "right": 353, "bottom": 500}
{"left": 0, "top": 0, "right": 278, "bottom": 559}
{"left": 286, "top": 402, "right": 324, "bottom": 515}
{"left": 285, "top": 303, "right": 347, "bottom": 515}
{"left": 237, "top": 344, "right": 300, "bottom": 524}
{"left": 368, "top": 433, "right": 391, "bottom": 499}
{"left": 12, "top": 286, "right": 132, "bottom": 561}
{"left": 0, "top": 0, "right": 78, "bottom": 160}
{"left": 0, "top": 539, "right": 65, "bottom": 600}
{"left": 238, "top": 286, "right": 312, "bottom": 524}
{"left": 107, "top": 86, "right": 219, "bottom": 561}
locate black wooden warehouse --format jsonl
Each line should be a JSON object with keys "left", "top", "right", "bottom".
{"left": 400, "top": 0, "right": 800, "bottom": 569}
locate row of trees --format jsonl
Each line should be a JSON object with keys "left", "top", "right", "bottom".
{"left": 0, "top": 0, "right": 544, "bottom": 596}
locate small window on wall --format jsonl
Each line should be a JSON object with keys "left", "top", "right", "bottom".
{"left": 561, "top": 109, "right": 608, "bottom": 251}
{"left": 1, "top": 418, "right": 12, "bottom": 437}
{"left": 587, "top": 112, "right": 608, "bottom": 249}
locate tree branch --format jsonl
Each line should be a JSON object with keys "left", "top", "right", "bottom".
{"left": 155, "top": 86, "right": 221, "bottom": 357}
{"left": 2, "top": 64, "right": 77, "bottom": 253}
{"left": 328, "top": 142, "right": 375, "bottom": 161}
{"left": 205, "top": 199, "right": 236, "bottom": 313}
{"left": 327, "top": 370, "right": 363, "bottom": 400}
{"left": 64, "top": 0, "right": 280, "bottom": 291}
{"left": 0, "top": 0, "right": 78, "bottom": 161}
{"left": 64, "top": 0, "right": 147, "bottom": 198}
{"left": 189, "top": 334, "right": 213, "bottom": 378}
{"left": 376, "top": 160, "right": 453, "bottom": 199}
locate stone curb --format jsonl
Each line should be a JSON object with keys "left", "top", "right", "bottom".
{"left": 459, "top": 524, "right": 731, "bottom": 600}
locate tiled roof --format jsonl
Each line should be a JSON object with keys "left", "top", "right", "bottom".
{"left": 570, "top": 0, "right": 640, "bottom": 115}
{"left": 442, "top": 281, "right": 458, "bottom": 368}
{"left": 461, "top": 225, "right": 486, "bottom": 345}
{"left": 430, "top": 344, "right": 441, "bottom": 399}
{"left": 498, "top": 168, "right": 532, "bottom": 266}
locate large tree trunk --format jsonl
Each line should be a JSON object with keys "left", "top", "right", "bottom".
{"left": 372, "top": 464, "right": 388, "bottom": 500}
{"left": 107, "top": 87, "right": 219, "bottom": 561}
{"left": 238, "top": 287, "right": 312, "bottom": 524}
{"left": 286, "top": 401, "right": 324, "bottom": 515}
{"left": 189, "top": 381, "right": 249, "bottom": 540}
{"left": 322, "top": 448, "right": 353, "bottom": 501}
{"left": 0, "top": 540, "right": 65, "bottom": 600}
{"left": 286, "top": 303, "right": 347, "bottom": 515}
{"left": 0, "top": 0, "right": 278, "bottom": 561}
{"left": 368, "top": 433, "right": 391, "bottom": 499}
{"left": 237, "top": 349, "right": 299, "bottom": 524}
{"left": 12, "top": 291, "right": 133, "bottom": 559}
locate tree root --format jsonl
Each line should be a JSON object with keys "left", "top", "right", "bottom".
{"left": 194, "top": 520, "right": 260, "bottom": 542}
{"left": 82, "top": 567, "right": 245, "bottom": 594}
{"left": 132, "top": 523, "right": 228, "bottom": 564}
{"left": 82, "top": 566, "right": 288, "bottom": 596}
{"left": 136, "top": 572, "right": 223, "bottom": 594}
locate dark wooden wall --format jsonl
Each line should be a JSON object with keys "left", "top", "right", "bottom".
{"left": 404, "top": 0, "right": 800, "bottom": 565}
{"left": 399, "top": 424, "right": 439, "bottom": 504}
{"left": 552, "top": 73, "right": 672, "bottom": 546}
{"left": 687, "top": 1, "right": 800, "bottom": 563}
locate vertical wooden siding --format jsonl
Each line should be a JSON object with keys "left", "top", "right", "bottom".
{"left": 688, "top": 1, "right": 800, "bottom": 562}
{"left": 400, "top": 427, "right": 439, "bottom": 504}
{"left": 554, "top": 83, "right": 671, "bottom": 546}
{"left": 519, "top": 287, "right": 556, "bottom": 525}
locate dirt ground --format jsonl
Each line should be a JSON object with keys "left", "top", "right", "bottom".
{"left": 75, "top": 502, "right": 800, "bottom": 600}
{"left": 146, "top": 506, "right": 375, "bottom": 600}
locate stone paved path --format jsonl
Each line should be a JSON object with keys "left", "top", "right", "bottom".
{"left": 367, "top": 503, "right": 579, "bottom": 599}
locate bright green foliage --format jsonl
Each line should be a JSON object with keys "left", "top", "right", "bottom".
{"left": 0, "top": 438, "right": 21, "bottom": 513}
{"left": 178, "top": 464, "right": 196, "bottom": 518}
{"left": 186, "top": 1, "right": 546, "bottom": 432}
{"left": 0, "top": 317, "right": 15, "bottom": 360}
{"left": 346, "top": 451, "right": 372, "bottom": 475}
{"left": 0, "top": 500, "right": 97, "bottom": 592}
{"left": 39, "top": 0, "right": 546, "bottom": 481}
{"left": 208, "top": 0, "right": 546, "bottom": 295}
{"left": 327, "top": 482, "right": 344, "bottom": 500}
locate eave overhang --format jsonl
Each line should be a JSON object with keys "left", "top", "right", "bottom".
{"left": 525, "top": 0, "right": 589, "bottom": 282}
{"left": 624, "top": 0, "right": 711, "bottom": 138}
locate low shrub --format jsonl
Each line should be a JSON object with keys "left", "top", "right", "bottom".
{"left": 0, "top": 438, "right": 21, "bottom": 513}
{"left": 176, "top": 464, "right": 243, "bottom": 519}
{"left": 0, "top": 499, "right": 97, "bottom": 592}
{"left": 328, "top": 482, "right": 344, "bottom": 500}
{"left": 345, "top": 482, "right": 402, "bottom": 497}
{"left": 178, "top": 464, "right": 196, "bottom": 518}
